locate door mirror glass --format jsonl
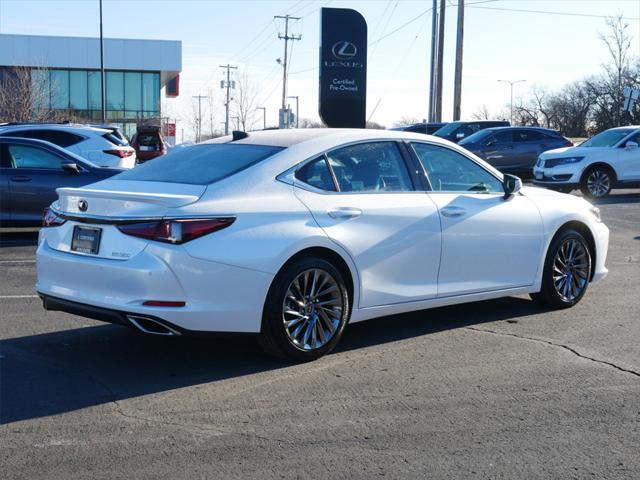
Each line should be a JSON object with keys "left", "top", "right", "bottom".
{"left": 503, "top": 174, "right": 522, "bottom": 198}
{"left": 625, "top": 141, "right": 638, "bottom": 149}
{"left": 62, "top": 163, "right": 80, "bottom": 174}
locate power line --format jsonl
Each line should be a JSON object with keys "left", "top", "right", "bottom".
{"left": 467, "top": 5, "right": 640, "bottom": 21}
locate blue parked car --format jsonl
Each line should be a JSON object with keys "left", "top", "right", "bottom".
{"left": 459, "top": 127, "right": 573, "bottom": 177}
{"left": 0, "top": 137, "right": 123, "bottom": 227}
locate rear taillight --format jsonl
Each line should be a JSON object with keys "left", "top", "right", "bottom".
{"left": 117, "top": 218, "right": 235, "bottom": 244}
{"left": 42, "top": 207, "right": 66, "bottom": 227}
{"left": 104, "top": 149, "right": 134, "bottom": 158}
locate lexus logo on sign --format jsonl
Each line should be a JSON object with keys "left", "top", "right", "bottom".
{"left": 78, "top": 200, "right": 88, "bottom": 212}
{"left": 331, "top": 41, "right": 357, "bottom": 60}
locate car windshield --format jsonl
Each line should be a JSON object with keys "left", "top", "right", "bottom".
{"left": 114, "top": 143, "right": 284, "bottom": 185}
{"left": 580, "top": 129, "right": 635, "bottom": 148}
{"left": 433, "top": 122, "right": 462, "bottom": 137}
{"left": 459, "top": 130, "right": 491, "bottom": 145}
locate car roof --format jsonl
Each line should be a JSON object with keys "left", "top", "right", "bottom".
{"left": 0, "top": 123, "right": 109, "bottom": 134}
{"left": 202, "top": 128, "right": 457, "bottom": 149}
{"left": 483, "top": 126, "right": 559, "bottom": 133}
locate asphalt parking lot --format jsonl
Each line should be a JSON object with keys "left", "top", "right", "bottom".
{"left": 1, "top": 190, "right": 639, "bottom": 479}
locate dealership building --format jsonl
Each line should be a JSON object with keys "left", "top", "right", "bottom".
{"left": 0, "top": 33, "right": 181, "bottom": 137}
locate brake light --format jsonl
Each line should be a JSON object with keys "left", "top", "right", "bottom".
{"left": 104, "top": 149, "right": 134, "bottom": 158}
{"left": 42, "top": 207, "right": 66, "bottom": 227}
{"left": 117, "top": 218, "right": 235, "bottom": 244}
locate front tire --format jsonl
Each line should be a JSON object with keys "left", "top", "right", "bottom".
{"left": 259, "top": 257, "right": 350, "bottom": 361}
{"left": 580, "top": 166, "right": 613, "bottom": 198}
{"left": 530, "top": 229, "right": 592, "bottom": 309}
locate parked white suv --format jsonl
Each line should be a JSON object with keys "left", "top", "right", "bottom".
{"left": 533, "top": 126, "right": 640, "bottom": 198}
{"left": 0, "top": 124, "right": 136, "bottom": 168}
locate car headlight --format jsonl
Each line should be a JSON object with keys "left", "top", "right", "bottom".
{"left": 589, "top": 206, "right": 602, "bottom": 222}
{"left": 545, "top": 156, "right": 584, "bottom": 168}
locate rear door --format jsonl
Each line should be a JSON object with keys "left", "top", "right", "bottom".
{"left": 0, "top": 144, "right": 11, "bottom": 224}
{"left": 293, "top": 141, "right": 442, "bottom": 308}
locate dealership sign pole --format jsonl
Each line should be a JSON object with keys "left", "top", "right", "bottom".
{"left": 319, "top": 8, "right": 367, "bottom": 128}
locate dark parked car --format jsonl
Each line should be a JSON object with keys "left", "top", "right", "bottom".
{"left": 459, "top": 127, "right": 573, "bottom": 177}
{"left": 0, "top": 137, "right": 122, "bottom": 227}
{"left": 433, "top": 120, "right": 510, "bottom": 143}
{"left": 131, "top": 125, "right": 167, "bottom": 163}
{"left": 391, "top": 122, "right": 448, "bottom": 135}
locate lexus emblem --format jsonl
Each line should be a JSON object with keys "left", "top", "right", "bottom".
{"left": 78, "top": 200, "right": 88, "bottom": 212}
{"left": 331, "top": 41, "right": 357, "bottom": 60}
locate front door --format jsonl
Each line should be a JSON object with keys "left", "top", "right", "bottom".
{"left": 617, "top": 131, "right": 640, "bottom": 181}
{"left": 293, "top": 141, "right": 442, "bottom": 308}
{"left": 410, "top": 141, "right": 544, "bottom": 297}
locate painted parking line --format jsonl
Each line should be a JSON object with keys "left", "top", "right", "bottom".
{"left": 0, "top": 260, "right": 36, "bottom": 264}
{"left": 0, "top": 294, "right": 39, "bottom": 299}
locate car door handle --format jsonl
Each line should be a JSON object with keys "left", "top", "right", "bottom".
{"left": 10, "top": 176, "right": 32, "bottom": 182}
{"left": 441, "top": 207, "right": 466, "bottom": 218}
{"left": 327, "top": 207, "right": 363, "bottom": 219}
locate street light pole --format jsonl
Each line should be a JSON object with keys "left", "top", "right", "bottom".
{"left": 498, "top": 79, "right": 526, "bottom": 124}
{"left": 256, "top": 107, "right": 266, "bottom": 130}
{"left": 99, "top": 0, "right": 106, "bottom": 123}
{"left": 287, "top": 96, "right": 299, "bottom": 128}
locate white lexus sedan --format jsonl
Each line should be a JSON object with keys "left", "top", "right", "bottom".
{"left": 36, "top": 129, "right": 609, "bottom": 361}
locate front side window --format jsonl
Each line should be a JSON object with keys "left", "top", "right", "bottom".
{"left": 411, "top": 143, "right": 503, "bottom": 193}
{"left": 491, "top": 130, "right": 513, "bottom": 144}
{"left": 295, "top": 157, "right": 337, "bottom": 191}
{"left": 7, "top": 145, "right": 63, "bottom": 169}
{"left": 115, "top": 143, "right": 284, "bottom": 185}
{"left": 515, "top": 130, "right": 544, "bottom": 142}
{"left": 325, "top": 142, "right": 413, "bottom": 192}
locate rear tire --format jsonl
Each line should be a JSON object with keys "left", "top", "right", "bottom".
{"left": 580, "top": 165, "right": 614, "bottom": 199}
{"left": 258, "top": 257, "right": 350, "bottom": 362}
{"left": 530, "top": 229, "right": 592, "bottom": 309}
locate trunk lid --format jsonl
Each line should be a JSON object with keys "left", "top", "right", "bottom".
{"left": 56, "top": 179, "right": 205, "bottom": 218}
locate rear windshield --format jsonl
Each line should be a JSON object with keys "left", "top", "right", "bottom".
{"left": 114, "top": 143, "right": 284, "bottom": 185}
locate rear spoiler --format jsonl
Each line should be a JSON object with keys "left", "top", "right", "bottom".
{"left": 56, "top": 186, "right": 201, "bottom": 208}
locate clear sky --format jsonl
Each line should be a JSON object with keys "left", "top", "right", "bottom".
{"left": 1, "top": 0, "right": 639, "bottom": 136}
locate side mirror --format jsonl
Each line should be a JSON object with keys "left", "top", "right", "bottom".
{"left": 456, "top": 132, "right": 465, "bottom": 140}
{"left": 62, "top": 163, "right": 80, "bottom": 174}
{"left": 626, "top": 141, "right": 638, "bottom": 149}
{"left": 503, "top": 174, "right": 522, "bottom": 198}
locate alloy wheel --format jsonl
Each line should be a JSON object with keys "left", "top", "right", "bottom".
{"left": 552, "top": 238, "right": 589, "bottom": 302}
{"left": 282, "top": 268, "right": 343, "bottom": 351}
{"left": 586, "top": 170, "right": 610, "bottom": 198}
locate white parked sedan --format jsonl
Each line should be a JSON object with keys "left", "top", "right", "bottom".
{"left": 36, "top": 129, "right": 609, "bottom": 361}
{"left": 533, "top": 126, "right": 640, "bottom": 198}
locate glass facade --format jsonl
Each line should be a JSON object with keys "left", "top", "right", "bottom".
{"left": 31, "top": 68, "right": 161, "bottom": 121}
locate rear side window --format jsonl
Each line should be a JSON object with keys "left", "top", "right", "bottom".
{"left": 295, "top": 157, "right": 337, "bottom": 191}
{"left": 7, "top": 144, "right": 63, "bottom": 169}
{"left": 29, "top": 130, "right": 84, "bottom": 148}
{"left": 326, "top": 142, "right": 413, "bottom": 192}
{"left": 102, "top": 132, "right": 128, "bottom": 146}
{"left": 115, "top": 144, "right": 284, "bottom": 185}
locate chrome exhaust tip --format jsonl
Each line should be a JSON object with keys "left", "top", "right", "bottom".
{"left": 126, "top": 315, "right": 181, "bottom": 336}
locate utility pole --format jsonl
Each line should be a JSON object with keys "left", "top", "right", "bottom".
{"left": 256, "top": 107, "right": 266, "bottom": 130}
{"left": 288, "top": 96, "right": 299, "bottom": 128}
{"left": 275, "top": 14, "right": 301, "bottom": 128}
{"left": 192, "top": 94, "right": 208, "bottom": 142}
{"left": 428, "top": 0, "right": 438, "bottom": 122}
{"left": 497, "top": 79, "right": 526, "bottom": 124}
{"left": 99, "top": 0, "right": 106, "bottom": 123}
{"left": 453, "top": 0, "right": 464, "bottom": 121}
{"left": 435, "top": 0, "right": 446, "bottom": 122}
{"left": 220, "top": 64, "right": 237, "bottom": 135}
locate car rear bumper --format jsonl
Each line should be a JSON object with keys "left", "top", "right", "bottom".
{"left": 36, "top": 237, "right": 273, "bottom": 333}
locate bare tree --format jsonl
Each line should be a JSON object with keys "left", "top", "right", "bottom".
{"left": 392, "top": 116, "right": 422, "bottom": 127}
{"left": 232, "top": 71, "right": 259, "bottom": 131}
{"left": 0, "top": 67, "right": 65, "bottom": 122}
{"left": 298, "top": 117, "right": 324, "bottom": 128}
{"left": 366, "top": 121, "right": 386, "bottom": 129}
{"left": 471, "top": 104, "right": 492, "bottom": 120}
{"left": 599, "top": 14, "right": 632, "bottom": 126}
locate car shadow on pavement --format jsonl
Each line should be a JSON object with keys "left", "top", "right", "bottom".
{"left": 0, "top": 231, "right": 38, "bottom": 247}
{"left": 0, "top": 296, "right": 546, "bottom": 425}
{"left": 591, "top": 192, "right": 640, "bottom": 205}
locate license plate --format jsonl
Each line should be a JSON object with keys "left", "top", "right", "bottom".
{"left": 71, "top": 226, "right": 102, "bottom": 255}
{"left": 535, "top": 172, "right": 544, "bottom": 180}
